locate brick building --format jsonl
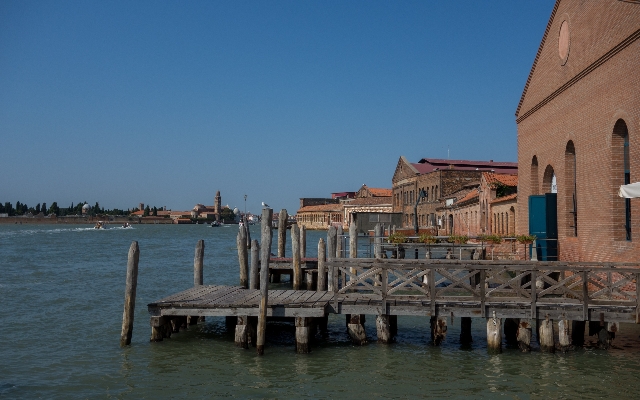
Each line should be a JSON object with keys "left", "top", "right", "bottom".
{"left": 516, "top": 0, "right": 640, "bottom": 261}
{"left": 392, "top": 157, "right": 517, "bottom": 231}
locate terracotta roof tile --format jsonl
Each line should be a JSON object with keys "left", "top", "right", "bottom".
{"left": 368, "top": 188, "right": 392, "bottom": 197}
{"left": 483, "top": 172, "right": 518, "bottom": 187}
{"left": 345, "top": 197, "right": 392, "bottom": 206}
{"left": 491, "top": 193, "right": 518, "bottom": 204}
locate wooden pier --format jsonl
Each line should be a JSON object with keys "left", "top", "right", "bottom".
{"left": 136, "top": 210, "right": 640, "bottom": 354}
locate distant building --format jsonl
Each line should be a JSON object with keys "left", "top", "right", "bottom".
{"left": 392, "top": 157, "right": 517, "bottom": 230}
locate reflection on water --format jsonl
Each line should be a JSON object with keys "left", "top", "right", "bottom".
{"left": 1, "top": 224, "right": 640, "bottom": 398}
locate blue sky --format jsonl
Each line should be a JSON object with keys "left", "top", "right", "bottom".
{"left": 0, "top": 0, "right": 555, "bottom": 214}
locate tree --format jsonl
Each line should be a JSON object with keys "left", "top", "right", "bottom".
{"left": 152, "top": 206, "right": 157, "bottom": 216}
{"left": 35, "top": 203, "right": 41, "bottom": 214}
{"left": 49, "top": 202, "right": 59, "bottom": 216}
{"left": 41, "top": 202, "right": 47, "bottom": 216}
{"left": 94, "top": 202, "right": 101, "bottom": 215}
{"left": 144, "top": 205, "right": 151, "bottom": 217}
{"left": 220, "top": 207, "right": 235, "bottom": 222}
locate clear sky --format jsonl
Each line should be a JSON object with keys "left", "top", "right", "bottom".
{"left": 0, "top": 0, "right": 555, "bottom": 214}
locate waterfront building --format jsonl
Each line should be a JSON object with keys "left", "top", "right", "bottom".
{"left": 515, "top": 0, "right": 639, "bottom": 261}
{"left": 392, "top": 157, "right": 517, "bottom": 230}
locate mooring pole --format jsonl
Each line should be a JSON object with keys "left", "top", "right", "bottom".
{"left": 194, "top": 239, "right": 204, "bottom": 286}
{"left": 257, "top": 207, "right": 273, "bottom": 355}
{"left": 120, "top": 241, "right": 140, "bottom": 347}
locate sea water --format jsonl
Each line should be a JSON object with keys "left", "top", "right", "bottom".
{"left": 1, "top": 224, "right": 639, "bottom": 399}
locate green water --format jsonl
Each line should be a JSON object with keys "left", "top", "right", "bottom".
{"left": 1, "top": 224, "right": 639, "bottom": 399}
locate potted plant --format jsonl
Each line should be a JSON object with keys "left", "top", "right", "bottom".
{"left": 387, "top": 232, "right": 407, "bottom": 259}
{"left": 516, "top": 234, "right": 537, "bottom": 260}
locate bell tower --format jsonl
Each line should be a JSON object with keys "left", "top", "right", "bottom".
{"left": 214, "top": 191, "right": 221, "bottom": 214}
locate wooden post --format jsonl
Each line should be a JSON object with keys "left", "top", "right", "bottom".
{"left": 460, "top": 317, "right": 472, "bottom": 344}
{"left": 336, "top": 225, "right": 344, "bottom": 258}
{"left": 430, "top": 317, "right": 447, "bottom": 345}
{"left": 538, "top": 315, "right": 555, "bottom": 353}
{"left": 250, "top": 240, "right": 260, "bottom": 290}
{"left": 150, "top": 316, "right": 167, "bottom": 342}
{"left": 327, "top": 226, "right": 337, "bottom": 261}
{"left": 349, "top": 221, "right": 357, "bottom": 258}
{"left": 291, "top": 224, "right": 301, "bottom": 290}
{"left": 516, "top": 319, "right": 532, "bottom": 352}
{"left": 237, "top": 228, "right": 248, "bottom": 288}
{"left": 376, "top": 315, "right": 392, "bottom": 344}
{"left": 486, "top": 311, "right": 502, "bottom": 353}
{"left": 347, "top": 314, "right": 367, "bottom": 345}
{"left": 317, "top": 238, "right": 327, "bottom": 291}
{"left": 295, "top": 317, "right": 311, "bottom": 353}
{"left": 191, "top": 239, "right": 205, "bottom": 325}
{"left": 245, "top": 220, "right": 251, "bottom": 249}
{"left": 277, "top": 209, "right": 287, "bottom": 258}
{"left": 121, "top": 241, "right": 140, "bottom": 347}
{"left": 194, "top": 239, "right": 204, "bottom": 286}
{"left": 558, "top": 319, "right": 570, "bottom": 352}
{"left": 235, "top": 315, "right": 249, "bottom": 349}
{"left": 300, "top": 225, "right": 306, "bottom": 258}
{"left": 257, "top": 208, "right": 273, "bottom": 355}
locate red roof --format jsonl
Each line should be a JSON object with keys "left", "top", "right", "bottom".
{"left": 491, "top": 193, "right": 518, "bottom": 204}
{"left": 483, "top": 172, "right": 518, "bottom": 187}
{"left": 368, "top": 188, "right": 392, "bottom": 197}
{"left": 456, "top": 190, "right": 479, "bottom": 205}
{"left": 297, "top": 204, "right": 344, "bottom": 213}
{"left": 345, "top": 197, "right": 392, "bottom": 206}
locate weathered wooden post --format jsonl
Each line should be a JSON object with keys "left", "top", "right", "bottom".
{"left": 558, "top": 318, "right": 570, "bottom": 352}
{"left": 317, "top": 238, "right": 327, "bottom": 291}
{"left": 250, "top": 240, "right": 260, "bottom": 290}
{"left": 257, "top": 207, "right": 273, "bottom": 356}
{"left": 374, "top": 223, "right": 382, "bottom": 258}
{"left": 191, "top": 239, "right": 205, "bottom": 325}
{"left": 327, "top": 226, "right": 337, "bottom": 261}
{"left": 430, "top": 317, "right": 447, "bottom": 345}
{"left": 376, "top": 314, "right": 392, "bottom": 344}
{"left": 538, "top": 315, "right": 555, "bottom": 353}
{"left": 291, "top": 224, "right": 301, "bottom": 290}
{"left": 235, "top": 315, "right": 249, "bottom": 349}
{"left": 245, "top": 219, "right": 251, "bottom": 249}
{"left": 347, "top": 314, "right": 367, "bottom": 345}
{"left": 300, "top": 225, "right": 306, "bottom": 258}
{"left": 336, "top": 225, "right": 344, "bottom": 258}
{"left": 516, "top": 319, "right": 532, "bottom": 352}
{"left": 295, "top": 317, "right": 311, "bottom": 353}
{"left": 121, "top": 241, "right": 139, "bottom": 347}
{"left": 277, "top": 209, "right": 287, "bottom": 257}
{"left": 487, "top": 311, "right": 502, "bottom": 352}
{"left": 237, "top": 228, "right": 249, "bottom": 288}
{"left": 349, "top": 221, "right": 357, "bottom": 258}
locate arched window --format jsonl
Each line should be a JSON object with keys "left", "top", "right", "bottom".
{"left": 565, "top": 141, "right": 577, "bottom": 237}
{"left": 531, "top": 156, "right": 539, "bottom": 195}
{"left": 612, "top": 119, "right": 631, "bottom": 241}
{"left": 542, "top": 165, "right": 555, "bottom": 194}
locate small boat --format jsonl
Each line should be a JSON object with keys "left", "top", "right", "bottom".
{"left": 209, "top": 221, "right": 221, "bottom": 227}
{"left": 122, "top": 223, "right": 131, "bottom": 228}
{"left": 94, "top": 221, "right": 106, "bottom": 229}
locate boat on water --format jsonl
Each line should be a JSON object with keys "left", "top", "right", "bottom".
{"left": 209, "top": 221, "right": 221, "bottom": 227}
{"left": 94, "top": 221, "right": 106, "bottom": 229}
{"left": 122, "top": 222, "right": 131, "bottom": 228}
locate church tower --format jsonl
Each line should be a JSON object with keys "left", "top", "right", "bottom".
{"left": 214, "top": 191, "right": 221, "bottom": 214}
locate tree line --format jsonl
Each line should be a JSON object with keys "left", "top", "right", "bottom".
{"left": 0, "top": 201, "right": 134, "bottom": 217}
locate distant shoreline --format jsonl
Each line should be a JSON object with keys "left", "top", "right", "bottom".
{"left": 0, "top": 216, "right": 175, "bottom": 225}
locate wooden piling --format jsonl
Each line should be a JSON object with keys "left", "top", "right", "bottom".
{"left": 327, "top": 226, "right": 337, "bottom": 261}
{"left": 558, "top": 319, "right": 570, "bottom": 352}
{"left": 244, "top": 219, "right": 251, "bottom": 249}
{"left": 250, "top": 240, "right": 260, "bottom": 290}
{"left": 374, "top": 223, "right": 382, "bottom": 258}
{"left": 277, "top": 209, "right": 287, "bottom": 258}
{"left": 430, "top": 317, "right": 447, "bottom": 345}
{"left": 257, "top": 207, "right": 273, "bottom": 355}
{"left": 317, "top": 238, "right": 327, "bottom": 291}
{"left": 194, "top": 239, "right": 204, "bottom": 286}
{"left": 538, "top": 316, "right": 555, "bottom": 353}
{"left": 460, "top": 317, "right": 472, "bottom": 344}
{"left": 235, "top": 315, "right": 249, "bottom": 349}
{"left": 237, "top": 228, "right": 249, "bottom": 288}
{"left": 300, "top": 225, "right": 306, "bottom": 258}
{"left": 376, "top": 315, "right": 392, "bottom": 344}
{"left": 150, "top": 316, "right": 167, "bottom": 342}
{"left": 121, "top": 241, "right": 140, "bottom": 347}
{"left": 336, "top": 225, "right": 344, "bottom": 258}
{"left": 291, "top": 224, "right": 301, "bottom": 290}
{"left": 295, "top": 317, "right": 311, "bottom": 353}
{"left": 486, "top": 312, "right": 502, "bottom": 352}
{"left": 349, "top": 222, "right": 358, "bottom": 258}
{"left": 347, "top": 314, "right": 367, "bottom": 345}
{"left": 516, "top": 319, "right": 532, "bottom": 352}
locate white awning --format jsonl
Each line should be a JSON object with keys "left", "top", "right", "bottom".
{"left": 619, "top": 182, "right": 640, "bottom": 198}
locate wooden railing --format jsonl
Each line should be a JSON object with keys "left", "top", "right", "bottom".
{"left": 326, "top": 258, "right": 640, "bottom": 321}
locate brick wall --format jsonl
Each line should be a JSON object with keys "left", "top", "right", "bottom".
{"left": 516, "top": 0, "right": 640, "bottom": 261}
